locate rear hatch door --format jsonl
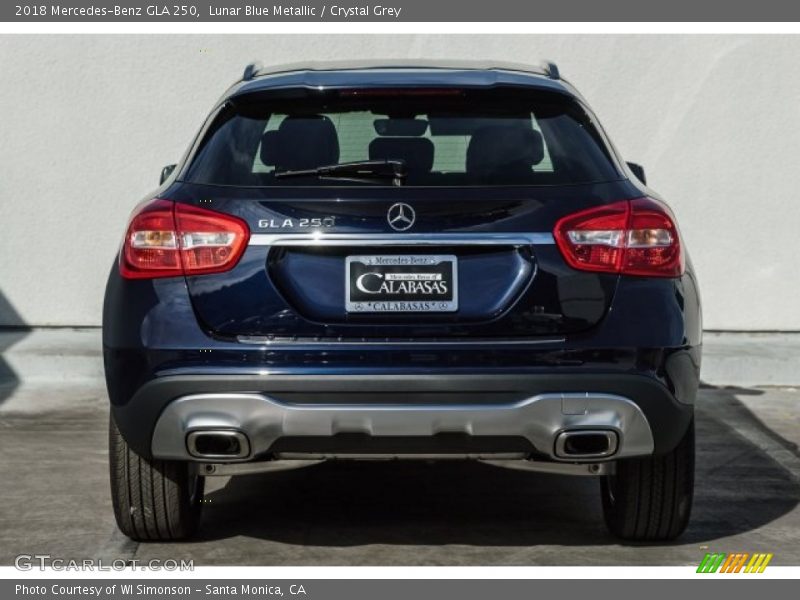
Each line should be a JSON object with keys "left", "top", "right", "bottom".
{"left": 172, "top": 182, "right": 635, "bottom": 339}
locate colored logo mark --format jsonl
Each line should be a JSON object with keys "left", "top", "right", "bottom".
{"left": 697, "top": 552, "right": 773, "bottom": 573}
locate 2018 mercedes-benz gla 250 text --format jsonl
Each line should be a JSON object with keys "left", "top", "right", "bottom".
{"left": 104, "top": 61, "right": 701, "bottom": 542}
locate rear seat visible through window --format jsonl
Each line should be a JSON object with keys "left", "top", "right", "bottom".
{"left": 186, "top": 87, "right": 620, "bottom": 187}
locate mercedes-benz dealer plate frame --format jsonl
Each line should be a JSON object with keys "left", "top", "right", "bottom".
{"left": 345, "top": 254, "right": 459, "bottom": 313}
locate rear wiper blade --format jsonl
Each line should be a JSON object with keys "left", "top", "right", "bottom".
{"left": 274, "top": 159, "right": 407, "bottom": 186}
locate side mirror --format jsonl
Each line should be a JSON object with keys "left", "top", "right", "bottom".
{"left": 626, "top": 162, "right": 646, "bottom": 185}
{"left": 160, "top": 164, "right": 177, "bottom": 185}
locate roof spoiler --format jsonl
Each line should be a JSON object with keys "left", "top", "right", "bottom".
{"left": 240, "top": 60, "right": 561, "bottom": 81}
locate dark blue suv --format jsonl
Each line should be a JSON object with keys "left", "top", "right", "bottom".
{"left": 104, "top": 61, "right": 700, "bottom": 542}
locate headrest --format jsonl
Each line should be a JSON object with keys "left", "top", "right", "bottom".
{"left": 466, "top": 126, "right": 544, "bottom": 177}
{"left": 368, "top": 137, "right": 435, "bottom": 173}
{"left": 260, "top": 115, "right": 339, "bottom": 171}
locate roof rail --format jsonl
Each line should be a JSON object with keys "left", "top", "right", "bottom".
{"left": 541, "top": 61, "right": 560, "bottom": 80}
{"left": 242, "top": 62, "right": 262, "bottom": 81}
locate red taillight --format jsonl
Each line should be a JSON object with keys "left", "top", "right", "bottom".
{"left": 554, "top": 198, "right": 684, "bottom": 277}
{"left": 174, "top": 203, "right": 250, "bottom": 276}
{"left": 120, "top": 200, "right": 250, "bottom": 279}
{"left": 121, "top": 199, "right": 181, "bottom": 278}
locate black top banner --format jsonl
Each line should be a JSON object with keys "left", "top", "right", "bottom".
{"left": 3, "top": 0, "right": 799, "bottom": 22}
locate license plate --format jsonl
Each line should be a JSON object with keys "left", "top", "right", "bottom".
{"left": 346, "top": 255, "right": 458, "bottom": 313}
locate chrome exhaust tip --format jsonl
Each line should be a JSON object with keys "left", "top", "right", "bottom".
{"left": 186, "top": 430, "right": 251, "bottom": 460}
{"left": 554, "top": 430, "right": 618, "bottom": 459}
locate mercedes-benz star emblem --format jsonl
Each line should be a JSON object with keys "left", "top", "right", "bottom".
{"left": 387, "top": 203, "right": 416, "bottom": 232}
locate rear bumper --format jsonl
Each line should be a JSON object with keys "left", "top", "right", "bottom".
{"left": 111, "top": 372, "right": 694, "bottom": 461}
{"left": 152, "top": 390, "right": 653, "bottom": 462}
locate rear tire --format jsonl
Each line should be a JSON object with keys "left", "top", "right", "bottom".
{"left": 601, "top": 419, "right": 694, "bottom": 541}
{"left": 109, "top": 415, "right": 204, "bottom": 541}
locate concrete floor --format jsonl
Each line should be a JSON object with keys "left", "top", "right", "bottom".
{"left": 0, "top": 381, "right": 798, "bottom": 566}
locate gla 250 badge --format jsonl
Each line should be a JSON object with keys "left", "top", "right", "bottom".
{"left": 258, "top": 217, "right": 336, "bottom": 229}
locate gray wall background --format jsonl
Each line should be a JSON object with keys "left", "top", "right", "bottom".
{"left": 0, "top": 35, "right": 798, "bottom": 330}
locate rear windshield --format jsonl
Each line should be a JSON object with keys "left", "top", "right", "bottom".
{"left": 184, "top": 87, "right": 620, "bottom": 187}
